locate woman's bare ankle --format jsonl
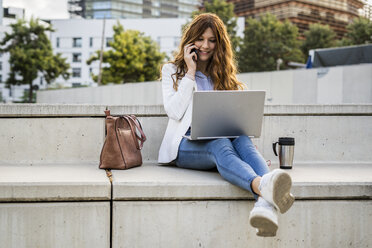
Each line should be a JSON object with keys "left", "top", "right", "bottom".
{"left": 252, "top": 177, "right": 262, "bottom": 196}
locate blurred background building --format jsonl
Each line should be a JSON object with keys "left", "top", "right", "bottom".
{"left": 49, "top": 16, "right": 243, "bottom": 87}
{"left": 68, "top": 0, "right": 202, "bottom": 19}
{"left": 49, "top": 18, "right": 188, "bottom": 87}
{"left": 361, "top": 0, "right": 372, "bottom": 19}
{"left": 0, "top": 0, "right": 371, "bottom": 102}
{"left": 225, "top": 0, "right": 369, "bottom": 38}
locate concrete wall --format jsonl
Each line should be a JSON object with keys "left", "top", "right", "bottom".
{"left": 1, "top": 104, "right": 371, "bottom": 165}
{"left": 0, "top": 202, "right": 110, "bottom": 248}
{"left": 113, "top": 200, "right": 371, "bottom": 247}
{"left": 37, "top": 64, "right": 372, "bottom": 105}
{"left": 37, "top": 81, "right": 162, "bottom": 105}
{"left": 238, "top": 63, "right": 372, "bottom": 104}
{"left": 0, "top": 118, "right": 104, "bottom": 164}
{"left": 1, "top": 104, "right": 371, "bottom": 247}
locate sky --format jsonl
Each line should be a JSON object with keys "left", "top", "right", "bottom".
{"left": 3, "top": 0, "right": 69, "bottom": 19}
{"left": 3, "top": 0, "right": 372, "bottom": 20}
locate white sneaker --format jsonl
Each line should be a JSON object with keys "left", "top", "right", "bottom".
{"left": 259, "top": 169, "right": 295, "bottom": 214}
{"left": 249, "top": 197, "right": 278, "bottom": 237}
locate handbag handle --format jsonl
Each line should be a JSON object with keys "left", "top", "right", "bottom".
{"left": 121, "top": 116, "right": 140, "bottom": 150}
{"left": 128, "top": 115, "right": 147, "bottom": 143}
{"left": 104, "top": 110, "right": 146, "bottom": 150}
{"left": 122, "top": 115, "right": 146, "bottom": 150}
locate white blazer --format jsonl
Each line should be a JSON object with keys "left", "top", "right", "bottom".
{"left": 158, "top": 63, "right": 197, "bottom": 163}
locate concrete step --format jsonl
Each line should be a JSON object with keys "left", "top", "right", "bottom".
{"left": 110, "top": 163, "right": 372, "bottom": 247}
{"left": 0, "top": 117, "right": 105, "bottom": 164}
{"left": 2, "top": 162, "right": 370, "bottom": 202}
{"left": 1, "top": 104, "right": 371, "bottom": 164}
{"left": 111, "top": 163, "right": 372, "bottom": 200}
{"left": 1, "top": 104, "right": 371, "bottom": 247}
{"left": 113, "top": 200, "right": 372, "bottom": 247}
{"left": 1, "top": 202, "right": 110, "bottom": 247}
{"left": 0, "top": 162, "right": 111, "bottom": 247}
{"left": 0, "top": 163, "right": 111, "bottom": 202}
{"left": 1, "top": 161, "right": 371, "bottom": 247}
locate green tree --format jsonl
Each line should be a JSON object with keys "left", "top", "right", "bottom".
{"left": 238, "top": 13, "right": 303, "bottom": 72}
{"left": 301, "top": 23, "right": 336, "bottom": 57}
{"left": 344, "top": 17, "right": 372, "bottom": 45}
{"left": 87, "top": 22, "right": 166, "bottom": 84}
{"left": 19, "top": 89, "right": 36, "bottom": 103}
{"left": 191, "top": 0, "right": 240, "bottom": 51}
{"left": 0, "top": 18, "right": 70, "bottom": 103}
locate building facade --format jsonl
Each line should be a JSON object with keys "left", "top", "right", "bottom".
{"left": 0, "top": 17, "right": 189, "bottom": 101}
{"left": 50, "top": 18, "right": 188, "bottom": 87}
{"left": 68, "top": 0, "right": 202, "bottom": 19}
{"left": 50, "top": 17, "right": 244, "bottom": 87}
{"left": 227, "top": 0, "right": 366, "bottom": 38}
{"left": 361, "top": 0, "right": 372, "bottom": 20}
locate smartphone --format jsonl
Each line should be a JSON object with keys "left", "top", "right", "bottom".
{"left": 191, "top": 48, "right": 198, "bottom": 61}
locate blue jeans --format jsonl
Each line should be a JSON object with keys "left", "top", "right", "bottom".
{"left": 176, "top": 131, "right": 269, "bottom": 199}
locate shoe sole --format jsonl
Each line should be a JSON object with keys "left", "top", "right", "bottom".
{"left": 250, "top": 215, "right": 278, "bottom": 237}
{"left": 273, "top": 171, "right": 295, "bottom": 214}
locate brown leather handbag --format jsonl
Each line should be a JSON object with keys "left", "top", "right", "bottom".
{"left": 99, "top": 110, "right": 146, "bottom": 170}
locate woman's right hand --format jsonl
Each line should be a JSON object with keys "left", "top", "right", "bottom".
{"left": 184, "top": 43, "right": 197, "bottom": 78}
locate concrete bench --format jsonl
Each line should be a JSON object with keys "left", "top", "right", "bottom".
{"left": 0, "top": 163, "right": 110, "bottom": 202}
{"left": 112, "top": 163, "right": 372, "bottom": 247}
{"left": 0, "top": 163, "right": 111, "bottom": 247}
{"left": 0, "top": 104, "right": 371, "bottom": 247}
{"left": 0, "top": 104, "right": 113, "bottom": 247}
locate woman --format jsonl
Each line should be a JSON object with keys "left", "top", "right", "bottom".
{"left": 158, "top": 13, "right": 294, "bottom": 237}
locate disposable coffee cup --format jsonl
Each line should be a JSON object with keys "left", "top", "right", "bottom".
{"left": 272, "top": 137, "right": 295, "bottom": 169}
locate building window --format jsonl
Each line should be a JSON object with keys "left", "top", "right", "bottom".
{"left": 93, "top": 11, "right": 112, "bottom": 19}
{"left": 0, "top": 62, "right": 2, "bottom": 70}
{"left": 90, "top": 37, "right": 93, "bottom": 47}
{"left": 152, "top": 0, "right": 160, "bottom": 7}
{"left": 152, "top": 9, "right": 160, "bottom": 16}
{"left": 73, "top": 37, "right": 82, "bottom": 48}
{"left": 92, "top": 1, "right": 112, "bottom": 9}
{"left": 89, "top": 67, "right": 93, "bottom": 74}
{"left": 326, "top": 12, "right": 334, "bottom": 20}
{"left": 72, "top": 53, "right": 82, "bottom": 62}
{"left": 0, "top": 74, "right": 2, "bottom": 83}
{"left": 72, "top": 68, "right": 81, "bottom": 78}
{"left": 125, "top": 0, "right": 142, "bottom": 4}
{"left": 56, "top": 37, "right": 60, "bottom": 48}
{"left": 106, "top": 37, "right": 113, "bottom": 47}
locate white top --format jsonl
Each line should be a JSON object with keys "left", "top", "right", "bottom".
{"left": 158, "top": 63, "right": 198, "bottom": 163}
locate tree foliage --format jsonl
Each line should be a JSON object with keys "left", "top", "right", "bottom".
{"left": 0, "top": 18, "right": 70, "bottom": 103}
{"left": 238, "top": 14, "right": 303, "bottom": 72}
{"left": 344, "top": 17, "right": 372, "bottom": 45}
{"left": 302, "top": 18, "right": 371, "bottom": 55}
{"left": 87, "top": 22, "right": 166, "bottom": 84}
{"left": 301, "top": 23, "right": 336, "bottom": 56}
{"left": 191, "top": 0, "right": 240, "bottom": 51}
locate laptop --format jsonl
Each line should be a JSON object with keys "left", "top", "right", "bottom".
{"left": 183, "top": 90, "right": 266, "bottom": 140}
